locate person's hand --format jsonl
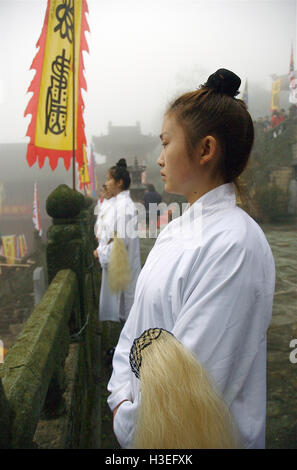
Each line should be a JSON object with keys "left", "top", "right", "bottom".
{"left": 113, "top": 400, "right": 129, "bottom": 419}
{"left": 93, "top": 249, "right": 98, "bottom": 259}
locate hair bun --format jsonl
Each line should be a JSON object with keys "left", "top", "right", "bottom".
{"left": 116, "top": 158, "right": 127, "bottom": 168}
{"left": 204, "top": 69, "right": 241, "bottom": 98}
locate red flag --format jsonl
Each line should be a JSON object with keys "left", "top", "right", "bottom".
{"left": 33, "top": 183, "right": 42, "bottom": 236}
{"left": 89, "top": 144, "right": 97, "bottom": 197}
{"left": 79, "top": 144, "right": 90, "bottom": 190}
{"left": 24, "top": 0, "right": 89, "bottom": 171}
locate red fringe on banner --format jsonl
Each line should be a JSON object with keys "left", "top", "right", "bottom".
{"left": 24, "top": 0, "right": 89, "bottom": 171}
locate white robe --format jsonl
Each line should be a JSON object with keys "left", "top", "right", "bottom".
{"left": 95, "top": 197, "right": 112, "bottom": 239}
{"left": 107, "top": 183, "right": 276, "bottom": 449}
{"left": 97, "top": 190, "right": 141, "bottom": 322}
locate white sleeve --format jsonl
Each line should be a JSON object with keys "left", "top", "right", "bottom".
{"left": 113, "top": 394, "right": 140, "bottom": 449}
{"left": 113, "top": 397, "right": 139, "bottom": 449}
{"left": 117, "top": 205, "right": 138, "bottom": 249}
{"left": 107, "top": 310, "right": 140, "bottom": 448}
{"left": 97, "top": 210, "right": 115, "bottom": 266}
{"left": 97, "top": 206, "right": 136, "bottom": 267}
{"left": 107, "top": 312, "right": 135, "bottom": 411}
{"left": 97, "top": 241, "right": 113, "bottom": 267}
{"left": 171, "top": 240, "right": 273, "bottom": 397}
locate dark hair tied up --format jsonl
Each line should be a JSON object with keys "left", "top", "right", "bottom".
{"left": 203, "top": 68, "right": 241, "bottom": 98}
{"left": 167, "top": 68, "right": 254, "bottom": 207}
{"left": 109, "top": 158, "right": 131, "bottom": 190}
{"left": 116, "top": 158, "right": 127, "bottom": 168}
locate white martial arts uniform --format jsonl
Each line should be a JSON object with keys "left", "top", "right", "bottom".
{"left": 97, "top": 190, "right": 141, "bottom": 322}
{"left": 107, "top": 183, "right": 276, "bottom": 449}
{"left": 95, "top": 197, "right": 112, "bottom": 239}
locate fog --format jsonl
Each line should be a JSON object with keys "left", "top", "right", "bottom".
{"left": 0, "top": 0, "right": 296, "bottom": 151}
{"left": 0, "top": 2, "right": 296, "bottom": 440}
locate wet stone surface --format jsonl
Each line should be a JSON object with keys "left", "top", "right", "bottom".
{"left": 264, "top": 223, "right": 297, "bottom": 449}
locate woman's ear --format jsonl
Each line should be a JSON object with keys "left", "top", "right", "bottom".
{"left": 116, "top": 178, "right": 124, "bottom": 190}
{"left": 197, "top": 135, "right": 219, "bottom": 166}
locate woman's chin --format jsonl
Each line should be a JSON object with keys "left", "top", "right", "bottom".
{"left": 163, "top": 182, "right": 171, "bottom": 193}
{"left": 164, "top": 182, "right": 178, "bottom": 194}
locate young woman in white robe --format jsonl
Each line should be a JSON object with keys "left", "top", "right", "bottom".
{"left": 94, "top": 185, "right": 112, "bottom": 242}
{"left": 94, "top": 188, "right": 117, "bottom": 322}
{"left": 94, "top": 159, "right": 141, "bottom": 324}
{"left": 107, "top": 69, "right": 276, "bottom": 449}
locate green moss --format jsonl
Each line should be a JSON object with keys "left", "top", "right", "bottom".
{"left": 47, "top": 223, "right": 81, "bottom": 242}
{"left": 240, "top": 120, "right": 296, "bottom": 222}
{"left": 1, "top": 270, "right": 78, "bottom": 448}
{"left": 46, "top": 185, "right": 85, "bottom": 219}
{"left": 254, "top": 183, "right": 289, "bottom": 223}
{"left": 246, "top": 122, "right": 295, "bottom": 189}
{"left": 84, "top": 196, "right": 95, "bottom": 209}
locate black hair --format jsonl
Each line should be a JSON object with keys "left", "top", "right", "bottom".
{"left": 167, "top": 68, "right": 254, "bottom": 187}
{"left": 109, "top": 158, "right": 131, "bottom": 190}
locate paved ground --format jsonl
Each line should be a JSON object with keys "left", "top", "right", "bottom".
{"left": 263, "top": 223, "right": 297, "bottom": 449}
{"left": 100, "top": 221, "right": 297, "bottom": 449}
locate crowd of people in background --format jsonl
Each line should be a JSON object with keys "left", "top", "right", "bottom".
{"left": 255, "top": 104, "right": 297, "bottom": 138}
{"left": 143, "top": 183, "right": 162, "bottom": 230}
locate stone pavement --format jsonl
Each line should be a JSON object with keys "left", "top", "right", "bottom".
{"left": 264, "top": 224, "right": 297, "bottom": 449}
{"left": 101, "top": 223, "right": 297, "bottom": 449}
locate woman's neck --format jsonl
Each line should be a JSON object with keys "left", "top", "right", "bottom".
{"left": 186, "top": 179, "right": 225, "bottom": 206}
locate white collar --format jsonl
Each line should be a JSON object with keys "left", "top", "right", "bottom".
{"left": 183, "top": 183, "right": 236, "bottom": 218}
{"left": 105, "top": 196, "right": 115, "bottom": 205}
{"left": 116, "top": 190, "right": 130, "bottom": 201}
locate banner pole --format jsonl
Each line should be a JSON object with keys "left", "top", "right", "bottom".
{"left": 72, "top": 1, "right": 76, "bottom": 191}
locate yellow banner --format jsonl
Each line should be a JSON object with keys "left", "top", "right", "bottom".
{"left": 79, "top": 144, "right": 90, "bottom": 185}
{"left": 35, "top": 0, "right": 83, "bottom": 151}
{"left": 0, "top": 205, "right": 31, "bottom": 215}
{"left": 270, "top": 79, "right": 282, "bottom": 112}
{"left": 2, "top": 235, "right": 16, "bottom": 265}
{"left": 18, "top": 235, "right": 27, "bottom": 259}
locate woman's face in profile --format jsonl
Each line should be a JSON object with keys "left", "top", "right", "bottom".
{"left": 105, "top": 171, "right": 122, "bottom": 197}
{"left": 157, "top": 113, "right": 198, "bottom": 197}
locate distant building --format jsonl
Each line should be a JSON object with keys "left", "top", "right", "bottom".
{"left": 92, "top": 121, "right": 159, "bottom": 164}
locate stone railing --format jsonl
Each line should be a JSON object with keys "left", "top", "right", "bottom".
{"left": 0, "top": 185, "right": 101, "bottom": 449}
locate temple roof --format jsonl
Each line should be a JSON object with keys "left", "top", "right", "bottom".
{"left": 92, "top": 122, "right": 159, "bottom": 162}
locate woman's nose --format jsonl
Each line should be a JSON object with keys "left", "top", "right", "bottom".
{"left": 157, "top": 151, "right": 164, "bottom": 167}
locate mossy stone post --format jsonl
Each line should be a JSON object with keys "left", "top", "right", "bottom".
{"left": 46, "top": 184, "right": 85, "bottom": 332}
{"left": 46, "top": 185, "right": 101, "bottom": 443}
{"left": 46, "top": 185, "right": 85, "bottom": 415}
{"left": 78, "top": 196, "right": 99, "bottom": 313}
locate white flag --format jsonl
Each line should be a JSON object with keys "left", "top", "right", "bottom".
{"left": 32, "top": 182, "right": 42, "bottom": 236}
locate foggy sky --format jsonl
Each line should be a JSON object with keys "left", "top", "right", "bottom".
{"left": 0, "top": 0, "right": 296, "bottom": 150}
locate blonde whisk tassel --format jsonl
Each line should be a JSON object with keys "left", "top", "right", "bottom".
{"left": 108, "top": 232, "right": 131, "bottom": 293}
